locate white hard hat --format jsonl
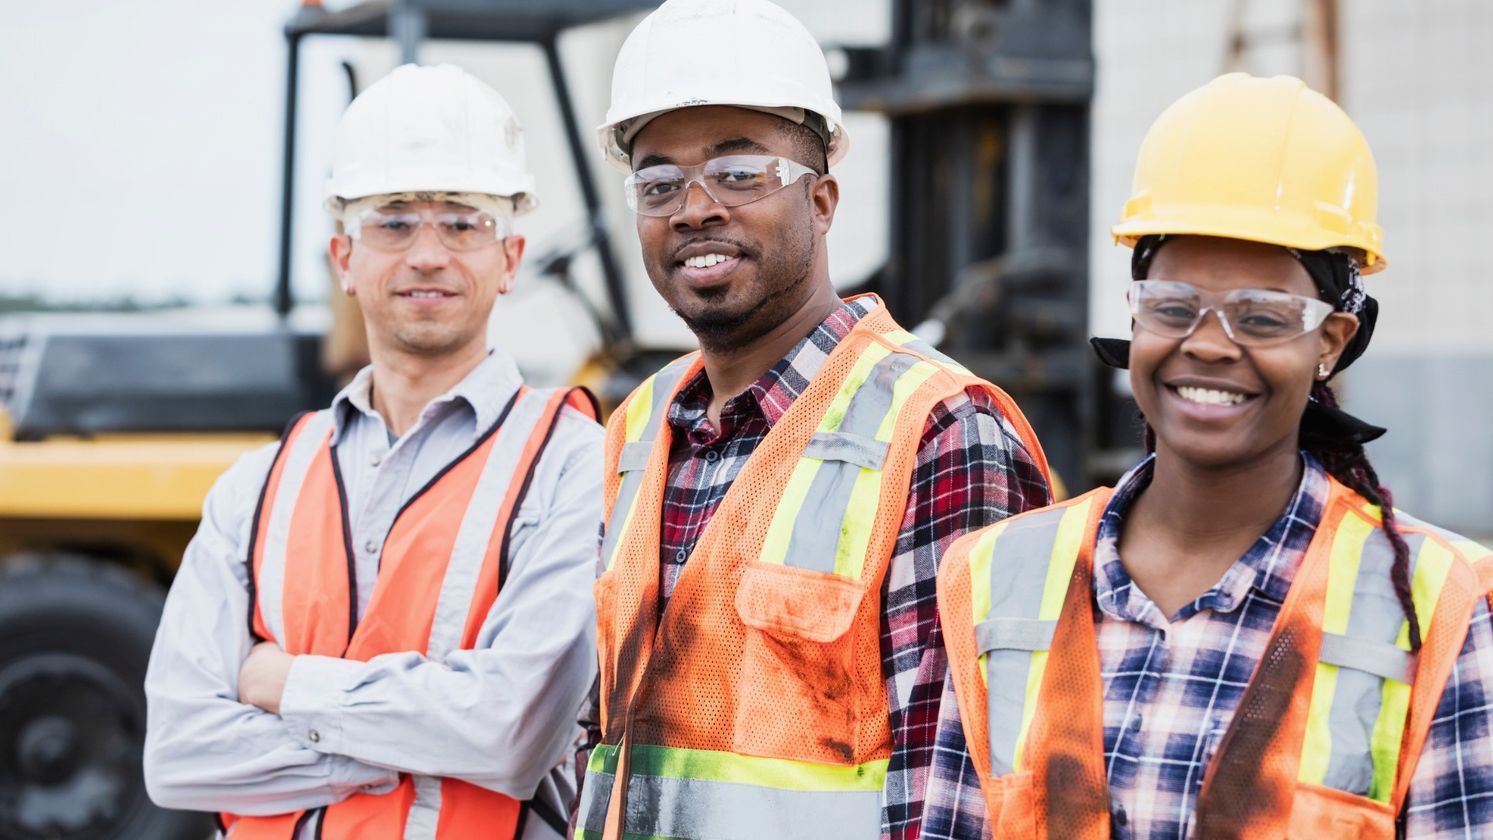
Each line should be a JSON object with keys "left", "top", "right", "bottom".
{"left": 324, "top": 64, "right": 538, "bottom": 215}
{"left": 597, "top": 0, "right": 849, "bottom": 171}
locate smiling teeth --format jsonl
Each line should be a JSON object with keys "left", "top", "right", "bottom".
{"left": 406, "top": 291, "right": 446, "bottom": 298}
{"left": 1177, "top": 386, "right": 1247, "bottom": 406}
{"left": 684, "top": 254, "right": 732, "bottom": 268}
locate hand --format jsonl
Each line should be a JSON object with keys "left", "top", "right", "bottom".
{"left": 238, "top": 642, "right": 294, "bottom": 715}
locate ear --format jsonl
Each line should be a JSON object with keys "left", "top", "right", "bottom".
{"left": 496, "top": 235, "right": 526, "bottom": 295}
{"left": 1318, "top": 311, "right": 1359, "bottom": 373}
{"left": 329, "top": 234, "right": 356, "bottom": 296}
{"left": 809, "top": 173, "right": 840, "bottom": 236}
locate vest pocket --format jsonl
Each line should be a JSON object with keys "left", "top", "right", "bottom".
{"left": 1286, "top": 781, "right": 1395, "bottom": 838}
{"left": 732, "top": 563, "right": 867, "bottom": 763}
{"left": 985, "top": 771, "right": 1036, "bottom": 839}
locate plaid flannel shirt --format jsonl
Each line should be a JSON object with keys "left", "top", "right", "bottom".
{"left": 922, "top": 454, "right": 1493, "bottom": 839}
{"left": 588, "top": 297, "right": 1050, "bottom": 839}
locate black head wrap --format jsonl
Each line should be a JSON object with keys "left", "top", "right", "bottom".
{"left": 1090, "top": 234, "right": 1386, "bottom": 444}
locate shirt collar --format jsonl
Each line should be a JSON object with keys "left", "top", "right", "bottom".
{"left": 329, "top": 347, "right": 525, "bottom": 444}
{"left": 1092, "top": 452, "right": 1332, "bottom": 622}
{"left": 668, "top": 296, "right": 877, "bottom": 435}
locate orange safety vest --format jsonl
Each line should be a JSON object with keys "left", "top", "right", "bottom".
{"left": 938, "top": 477, "right": 1493, "bottom": 839}
{"left": 577, "top": 297, "right": 1051, "bottom": 839}
{"left": 220, "top": 385, "right": 596, "bottom": 840}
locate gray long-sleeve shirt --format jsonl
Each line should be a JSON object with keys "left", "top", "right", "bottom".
{"left": 144, "top": 349, "right": 602, "bottom": 838}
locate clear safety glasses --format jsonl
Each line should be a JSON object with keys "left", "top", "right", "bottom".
{"left": 1128, "top": 280, "right": 1337, "bottom": 346}
{"left": 624, "top": 154, "right": 819, "bottom": 217}
{"left": 346, "top": 203, "right": 508, "bottom": 252}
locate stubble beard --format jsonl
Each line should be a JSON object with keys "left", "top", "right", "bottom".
{"left": 666, "top": 215, "right": 817, "bottom": 355}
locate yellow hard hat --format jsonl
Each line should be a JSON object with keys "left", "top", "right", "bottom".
{"left": 1112, "top": 73, "right": 1385, "bottom": 273}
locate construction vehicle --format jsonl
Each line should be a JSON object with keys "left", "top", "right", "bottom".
{"left": 0, "top": 0, "right": 1127, "bottom": 836}
{"left": 0, "top": 3, "right": 655, "bottom": 837}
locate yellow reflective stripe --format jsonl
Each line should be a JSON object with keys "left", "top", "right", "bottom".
{"left": 970, "top": 522, "right": 1011, "bottom": 689}
{"left": 831, "top": 361, "right": 942, "bottom": 578}
{"left": 1298, "top": 512, "right": 1374, "bottom": 785}
{"left": 588, "top": 742, "right": 887, "bottom": 792}
{"left": 1012, "top": 497, "right": 1094, "bottom": 771}
{"left": 758, "top": 457, "right": 826, "bottom": 567}
{"left": 758, "top": 344, "right": 894, "bottom": 568}
{"left": 1368, "top": 538, "right": 1454, "bottom": 802}
{"left": 819, "top": 343, "right": 894, "bottom": 434}
{"left": 603, "top": 374, "right": 662, "bottom": 572}
{"left": 624, "top": 374, "right": 658, "bottom": 443}
{"left": 1452, "top": 538, "right": 1492, "bottom": 563}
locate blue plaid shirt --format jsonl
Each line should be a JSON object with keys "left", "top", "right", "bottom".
{"left": 923, "top": 454, "right": 1493, "bottom": 839}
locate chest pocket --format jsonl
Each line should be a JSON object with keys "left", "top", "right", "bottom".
{"left": 733, "top": 562, "right": 869, "bottom": 763}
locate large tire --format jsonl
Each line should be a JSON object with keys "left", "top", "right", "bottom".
{"left": 0, "top": 557, "right": 213, "bottom": 840}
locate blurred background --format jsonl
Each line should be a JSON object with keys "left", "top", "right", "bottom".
{"left": 0, "top": 0, "right": 1488, "bottom": 836}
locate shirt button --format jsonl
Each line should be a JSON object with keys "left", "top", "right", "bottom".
{"left": 703, "top": 449, "right": 720, "bottom": 464}
{"left": 370, "top": 452, "right": 382, "bottom": 467}
{"left": 675, "top": 548, "right": 687, "bottom": 562}
{"left": 364, "top": 540, "right": 378, "bottom": 554}
{"left": 307, "top": 729, "right": 321, "bottom": 743}
{"left": 1113, "top": 806, "right": 1128, "bottom": 827}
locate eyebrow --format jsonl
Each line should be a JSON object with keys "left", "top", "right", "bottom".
{"left": 634, "top": 136, "right": 773, "bottom": 170}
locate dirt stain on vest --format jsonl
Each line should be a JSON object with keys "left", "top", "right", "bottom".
{"left": 1195, "top": 619, "right": 1311, "bottom": 838}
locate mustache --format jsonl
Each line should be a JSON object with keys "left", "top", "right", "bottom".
{"left": 669, "top": 235, "right": 757, "bottom": 263}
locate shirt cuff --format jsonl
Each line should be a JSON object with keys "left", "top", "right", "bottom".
{"left": 279, "top": 654, "right": 366, "bottom": 756}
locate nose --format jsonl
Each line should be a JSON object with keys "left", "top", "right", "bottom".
{"left": 670, "top": 180, "right": 729, "bottom": 232}
{"left": 1180, "top": 308, "right": 1243, "bottom": 364}
{"left": 403, "top": 223, "right": 452, "bottom": 272}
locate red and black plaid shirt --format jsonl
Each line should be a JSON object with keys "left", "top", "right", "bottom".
{"left": 656, "top": 297, "right": 1049, "bottom": 838}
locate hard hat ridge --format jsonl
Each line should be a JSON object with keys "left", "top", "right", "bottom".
{"left": 324, "top": 63, "right": 538, "bottom": 215}
{"left": 597, "top": 0, "right": 849, "bottom": 170}
{"left": 1112, "top": 72, "right": 1385, "bottom": 274}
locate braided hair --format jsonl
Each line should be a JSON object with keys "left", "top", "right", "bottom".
{"left": 1131, "top": 235, "right": 1422, "bottom": 652}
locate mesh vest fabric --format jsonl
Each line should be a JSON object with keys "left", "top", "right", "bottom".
{"left": 222, "top": 386, "right": 595, "bottom": 840}
{"left": 583, "top": 303, "right": 1050, "bottom": 840}
{"left": 937, "top": 476, "right": 1488, "bottom": 839}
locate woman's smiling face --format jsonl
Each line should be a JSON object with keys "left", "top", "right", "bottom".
{"left": 1129, "top": 235, "right": 1358, "bottom": 471}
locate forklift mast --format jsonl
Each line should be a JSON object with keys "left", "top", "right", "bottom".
{"left": 840, "top": 0, "right": 1133, "bottom": 491}
{"left": 275, "top": 0, "right": 658, "bottom": 340}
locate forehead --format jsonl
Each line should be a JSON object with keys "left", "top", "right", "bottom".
{"left": 630, "top": 105, "right": 793, "bottom": 165}
{"left": 1147, "top": 235, "right": 1317, "bottom": 297}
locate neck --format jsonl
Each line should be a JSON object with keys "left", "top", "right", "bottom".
{"left": 699, "top": 282, "right": 841, "bottom": 426}
{"left": 367, "top": 340, "right": 488, "bottom": 438}
{"left": 1116, "top": 439, "right": 1304, "bottom": 619}
{"left": 1133, "top": 439, "right": 1304, "bottom": 559}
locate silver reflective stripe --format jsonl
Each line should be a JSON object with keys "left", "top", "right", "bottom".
{"left": 802, "top": 431, "right": 889, "bottom": 471}
{"left": 983, "top": 506, "right": 1069, "bottom": 776}
{"left": 578, "top": 769, "right": 612, "bottom": 838}
{"left": 1319, "top": 529, "right": 1430, "bottom": 794}
{"left": 579, "top": 770, "right": 880, "bottom": 840}
{"left": 1318, "top": 632, "right": 1416, "bottom": 683}
{"left": 402, "top": 774, "right": 442, "bottom": 840}
{"left": 425, "top": 390, "right": 549, "bottom": 660}
{"left": 599, "top": 359, "right": 693, "bottom": 570}
{"left": 975, "top": 618, "right": 1057, "bottom": 654}
{"left": 780, "top": 352, "right": 921, "bottom": 573}
{"left": 617, "top": 441, "right": 653, "bottom": 473}
{"left": 258, "top": 411, "right": 336, "bottom": 645}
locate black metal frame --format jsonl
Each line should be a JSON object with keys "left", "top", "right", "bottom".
{"left": 839, "top": 0, "right": 1132, "bottom": 488}
{"left": 274, "top": 0, "right": 655, "bottom": 336}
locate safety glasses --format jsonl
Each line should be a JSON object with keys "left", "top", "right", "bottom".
{"left": 1128, "top": 279, "right": 1336, "bottom": 346}
{"left": 624, "top": 154, "right": 818, "bottom": 217}
{"left": 346, "top": 203, "right": 508, "bottom": 252}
